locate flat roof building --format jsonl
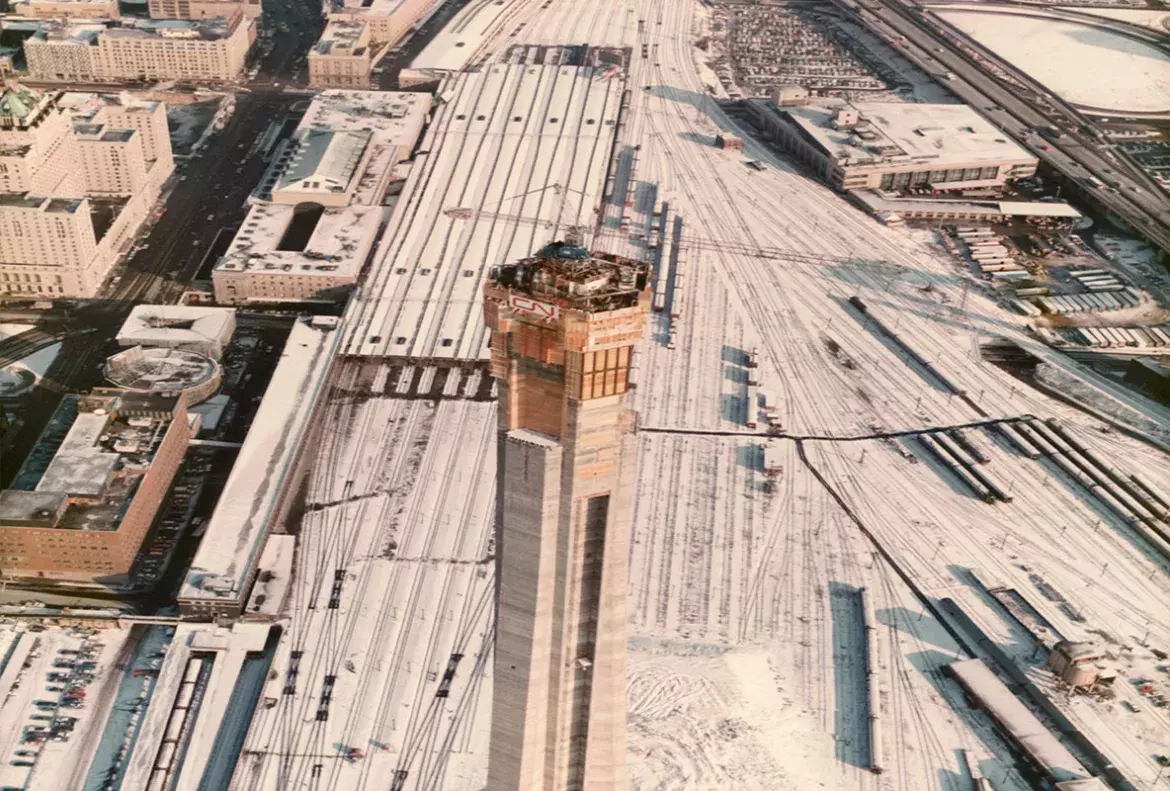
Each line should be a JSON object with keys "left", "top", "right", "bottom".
{"left": 147, "top": 0, "right": 261, "bottom": 20}
{"left": 744, "top": 99, "right": 1037, "bottom": 192}
{"left": 218, "top": 89, "right": 428, "bottom": 305}
{"left": 313, "top": 0, "right": 438, "bottom": 71}
{"left": 24, "top": 14, "right": 255, "bottom": 83}
{"left": 9, "top": 0, "right": 120, "bottom": 20}
{"left": 116, "top": 304, "right": 235, "bottom": 359}
{"left": 178, "top": 317, "right": 340, "bottom": 618}
{"left": 213, "top": 203, "right": 384, "bottom": 305}
{"left": 308, "top": 19, "right": 373, "bottom": 89}
{"left": 0, "top": 393, "right": 194, "bottom": 582}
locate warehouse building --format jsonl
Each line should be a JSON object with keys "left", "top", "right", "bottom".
{"left": 744, "top": 99, "right": 1037, "bottom": 193}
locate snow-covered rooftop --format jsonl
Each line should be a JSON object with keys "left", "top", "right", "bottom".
{"left": 410, "top": 0, "right": 511, "bottom": 71}
{"left": 779, "top": 100, "right": 1035, "bottom": 167}
{"left": 244, "top": 534, "right": 295, "bottom": 617}
{"left": 179, "top": 317, "right": 340, "bottom": 604}
{"left": 215, "top": 203, "right": 385, "bottom": 278}
{"left": 297, "top": 89, "right": 430, "bottom": 150}
{"left": 116, "top": 304, "right": 235, "bottom": 353}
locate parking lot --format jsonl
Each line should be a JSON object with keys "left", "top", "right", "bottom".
{"left": 0, "top": 623, "right": 129, "bottom": 791}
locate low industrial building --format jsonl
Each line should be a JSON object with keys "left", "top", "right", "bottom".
{"left": 116, "top": 304, "right": 235, "bottom": 359}
{"left": 0, "top": 392, "right": 194, "bottom": 582}
{"left": 853, "top": 191, "right": 1081, "bottom": 225}
{"left": 23, "top": 13, "right": 255, "bottom": 83}
{"left": 179, "top": 316, "right": 340, "bottom": 618}
{"left": 1047, "top": 641, "right": 1109, "bottom": 688}
{"left": 744, "top": 98, "right": 1037, "bottom": 192}
{"left": 212, "top": 203, "right": 384, "bottom": 304}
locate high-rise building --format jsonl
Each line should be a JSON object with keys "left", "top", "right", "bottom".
{"left": 0, "top": 84, "right": 174, "bottom": 297}
{"left": 483, "top": 242, "right": 650, "bottom": 791}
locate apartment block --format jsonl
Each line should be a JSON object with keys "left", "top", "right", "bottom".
{"left": 0, "top": 195, "right": 98, "bottom": 296}
{"left": 22, "top": 24, "right": 101, "bottom": 83}
{"left": 59, "top": 91, "right": 173, "bottom": 174}
{"left": 0, "top": 83, "right": 83, "bottom": 197}
{"left": 484, "top": 243, "right": 650, "bottom": 791}
{"left": 147, "top": 0, "right": 261, "bottom": 20}
{"left": 74, "top": 125, "right": 148, "bottom": 196}
{"left": 0, "top": 393, "right": 193, "bottom": 583}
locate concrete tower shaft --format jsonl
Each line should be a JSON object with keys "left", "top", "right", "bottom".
{"left": 484, "top": 243, "right": 650, "bottom": 791}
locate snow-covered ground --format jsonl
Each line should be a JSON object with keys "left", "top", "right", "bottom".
{"left": 222, "top": 0, "right": 1170, "bottom": 789}
{"left": 1067, "top": 6, "right": 1170, "bottom": 32}
{"left": 0, "top": 623, "right": 131, "bottom": 791}
{"left": 936, "top": 9, "right": 1170, "bottom": 113}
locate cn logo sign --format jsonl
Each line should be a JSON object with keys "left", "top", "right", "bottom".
{"left": 508, "top": 294, "right": 559, "bottom": 319}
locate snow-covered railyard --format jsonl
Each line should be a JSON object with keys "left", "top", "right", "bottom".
{"left": 228, "top": 0, "right": 1170, "bottom": 789}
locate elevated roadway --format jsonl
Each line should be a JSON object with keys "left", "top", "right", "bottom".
{"left": 838, "top": 0, "right": 1170, "bottom": 257}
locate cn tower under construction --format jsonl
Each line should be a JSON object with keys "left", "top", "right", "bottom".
{"left": 483, "top": 242, "right": 651, "bottom": 791}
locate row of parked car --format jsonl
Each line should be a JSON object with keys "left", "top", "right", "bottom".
{"left": 16, "top": 640, "right": 103, "bottom": 760}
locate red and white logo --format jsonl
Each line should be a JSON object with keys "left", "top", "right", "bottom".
{"left": 508, "top": 294, "right": 559, "bottom": 320}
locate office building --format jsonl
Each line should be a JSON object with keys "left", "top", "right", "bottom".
{"left": 0, "top": 84, "right": 173, "bottom": 298}
{"left": 147, "top": 0, "right": 261, "bottom": 20}
{"left": 745, "top": 99, "right": 1037, "bottom": 192}
{"left": 24, "top": 14, "right": 255, "bottom": 83}
{"left": 483, "top": 242, "right": 650, "bottom": 791}
{"left": 308, "top": 19, "right": 373, "bottom": 88}
{"left": 9, "top": 0, "right": 120, "bottom": 20}
{"left": 0, "top": 392, "right": 194, "bottom": 582}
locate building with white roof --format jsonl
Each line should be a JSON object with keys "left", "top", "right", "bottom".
{"left": 147, "top": 0, "right": 262, "bottom": 20}
{"left": 745, "top": 98, "right": 1037, "bottom": 192}
{"left": 116, "top": 304, "right": 236, "bottom": 359}
{"left": 216, "top": 89, "right": 427, "bottom": 304}
{"left": 0, "top": 392, "right": 194, "bottom": 582}
{"left": 213, "top": 203, "right": 384, "bottom": 304}
{"left": 9, "top": 0, "right": 120, "bottom": 20}
{"left": 178, "top": 317, "right": 340, "bottom": 618}
{"left": 320, "top": 0, "right": 439, "bottom": 54}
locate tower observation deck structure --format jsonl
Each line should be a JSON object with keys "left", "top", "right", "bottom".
{"left": 483, "top": 242, "right": 651, "bottom": 791}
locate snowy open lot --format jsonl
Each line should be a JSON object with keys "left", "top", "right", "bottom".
{"left": 228, "top": 0, "right": 1170, "bottom": 789}
{"left": 936, "top": 9, "right": 1170, "bottom": 113}
{"left": 0, "top": 623, "right": 131, "bottom": 791}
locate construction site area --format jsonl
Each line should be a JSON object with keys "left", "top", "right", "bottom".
{"left": 219, "top": 0, "right": 1170, "bottom": 789}
{"left": 2, "top": 0, "right": 1169, "bottom": 790}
